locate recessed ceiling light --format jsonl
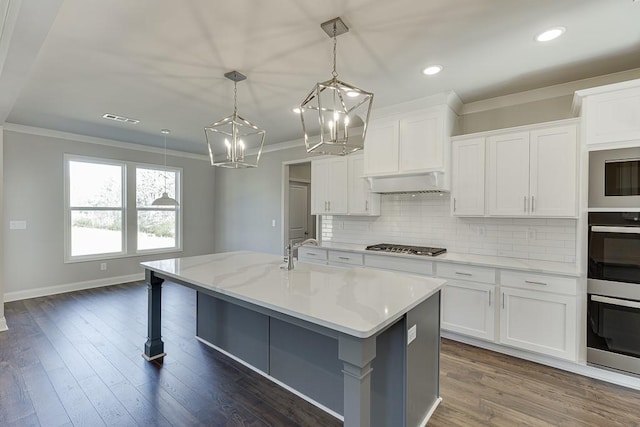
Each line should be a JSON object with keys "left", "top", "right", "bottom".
{"left": 535, "top": 27, "right": 566, "bottom": 42}
{"left": 292, "top": 107, "right": 302, "bottom": 114}
{"left": 422, "top": 65, "right": 443, "bottom": 76}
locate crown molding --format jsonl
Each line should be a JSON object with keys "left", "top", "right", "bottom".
{"left": 461, "top": 68, "right": 640, "bottom": 115}
{"left": 3, "top": 123, "right": 209, "bottom": 161}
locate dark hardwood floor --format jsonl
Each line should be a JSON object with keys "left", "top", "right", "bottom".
{"left": 0, "top": 281, "right": 638, "bottom": 426}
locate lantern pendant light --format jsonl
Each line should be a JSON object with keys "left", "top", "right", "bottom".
{"left": 300, "top": 17, "right": 374, "bottom": 156}
{"left": 204, "top": 71, "right": 266, "bottom": 168}
{"left": 152, "top": 129, "right": 179, "bottom": 206}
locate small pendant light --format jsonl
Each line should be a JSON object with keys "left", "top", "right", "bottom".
{"left": 204, "top": 71, "right": 266, "bottom": 168}
{"left": 152, "top": 129, "right": 179, "bottom": 206}
{"left": 299, "top": 17, "right": 374, "bottom": 156}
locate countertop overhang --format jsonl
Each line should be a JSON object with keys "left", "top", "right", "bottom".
{"left": 142, "top": 251, "right": 446, "bottom": 339}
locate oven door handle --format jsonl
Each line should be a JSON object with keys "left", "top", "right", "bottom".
{"left": 592, "top": 295, "right": 640, "bottom": 309}
{"left": 591, "top": 226, "right": 640, "bottom": 234}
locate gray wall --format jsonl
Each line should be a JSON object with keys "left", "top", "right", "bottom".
{"left": 3, "top": 130, "right": 216, "bottom": 296}
{"left": 460, "top": 95, "right": 575, "bottom": 134}
{"left": 0, "top": 128, "right": 4, "bottom": 328}
{"left": 213, "top": 144, "right": 313, "bottom": 255}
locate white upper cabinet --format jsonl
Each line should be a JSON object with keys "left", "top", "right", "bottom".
{"left": 311, "top": 157, "right": 348, "bottom": 215}
{"left": 364, "top": 105, "right": 457, "bottom": 177}
{"left": 451, "top": 137, "right": 485, "bottom": 216}
{"left": 311, "top": 155, "right": 380, "bottom": 216}
{"left": 487, "top": 132, "right": 531, "bottom": 216}
{"left": 574, "top": 79, "right": 640, "bottom": 147}
{"left": 485, "top": 122, "right": 578, "bottom": 218}
{"left": 529, "top": 125, "right": 577, "bottom": 217}
{"left": 348, "top": 154, "right": 380, "bottom": 216}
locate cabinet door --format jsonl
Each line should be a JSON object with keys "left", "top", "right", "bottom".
{"left": 327, "top": 158, "right": 348, "bottom": 214}
{"left": 451, "top": 137, "right": 485, "bottom": 216}
{"left": 500, "top": 287, "right": 576, "bottom": 361}
{"left": 486, "top": 132, "right": 530, "bottom": 216}
{"left": 348, "top": 155, "right": 380, "bottom": 216}
{"left": 441, "top": 280, "right": 495, "bottom": 341}
{"left": 399, "top": 109, "right": 444, "bottom": 173}
{"left": 529, "top": 125, "right": 577, "bottom": 217}
{"left": 364, "top": 119, "right": 399, "bottom": 176}
{"left": 310, "top": 159, "right": 329, "bottom": 215}
{"left": 585, "top": 87, "right": 640, "bottom": 146}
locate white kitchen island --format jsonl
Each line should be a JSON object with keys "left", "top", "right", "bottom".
{"left": 141, "top": 251, "right": 446, "bottom": 427}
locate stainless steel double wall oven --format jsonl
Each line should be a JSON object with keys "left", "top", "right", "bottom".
{"left": 587, "top": 147, "right": 640, "bottom": 375}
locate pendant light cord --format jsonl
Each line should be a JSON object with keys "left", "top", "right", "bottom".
{"left": 163, "top": 131, "right": 168, "bottom": 193}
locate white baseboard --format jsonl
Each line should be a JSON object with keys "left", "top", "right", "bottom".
{"left": 443, "top": 331, "right": 640, "bottom": 392}
{"left": 420, "top": 396, "right": 442, "bottom": 427}
{"left": 0, "top": 316, "right": 7, "bottom": 332}
{"left": 3, "top": 273, "right": 145, "bottom": 302}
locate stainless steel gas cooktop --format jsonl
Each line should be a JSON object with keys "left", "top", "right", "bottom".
{"left": 365, "top": 243, "right": 446, "bottom": 257}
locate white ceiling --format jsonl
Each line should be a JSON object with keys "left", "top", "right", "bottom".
{"left": 2, "top": 0, "right": 640, "bottom": 154}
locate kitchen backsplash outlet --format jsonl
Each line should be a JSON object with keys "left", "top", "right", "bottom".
{"left": 321, "top": 193, "right": 577, "bottom": 263}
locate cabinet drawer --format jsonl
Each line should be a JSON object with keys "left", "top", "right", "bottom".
{"left": 437, "top": 263, "right": 496, "bottom": 284}
{"left": 297, "top": 247, "right": 327, "bottom": 263}
{"left": 364, "top": 254, "right": 433, "bottom": 276}
{"left": 500, "top": 270, "right": 577, "bottom": 296}
{"left": 328, "top": 251, "right": 363, "bottom": 266}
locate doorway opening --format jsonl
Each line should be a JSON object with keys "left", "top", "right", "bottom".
{"left": 282, "top": 161, "right": 316, "bottom": 257}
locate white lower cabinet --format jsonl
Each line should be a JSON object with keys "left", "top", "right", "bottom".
{"left": 438, "top": 263, "right": 497, "bottom": 342}
{"left": 499, "top": 287, "right": 576, "bottom": 361}
{"left": 297, "top": 247, "right": 327, "bottom": 264}
{"left": 441, "top": 280, "right": 495, "bottom": 341}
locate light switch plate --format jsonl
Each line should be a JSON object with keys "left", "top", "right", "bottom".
{"left": 9, "top": 220, "right": 27, "bottom": 230}
{"left": 407, "top": 324, "right": 417, "bottom": 345}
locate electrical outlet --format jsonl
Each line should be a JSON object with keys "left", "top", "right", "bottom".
{"left": 407, "top": 324, "right": 417, "bottom": 345}
{"left": 271, "top": 219, "right": 276, "bottom": 228}
{"left": 100, "top": 262, "right": 107, "bottom": 271}
{"left": 478, "top": 226, "right": 486, "bottom": 236}
{"left": 528, "top": 228, "right": 536, "bottom": 240}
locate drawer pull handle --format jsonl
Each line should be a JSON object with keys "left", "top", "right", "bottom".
{"left": 455, "top": 272, "right": 473, "bottom": 276}
{"left": 338, "top": 256, "right": 350, "bottom": 260}
{"left": 525, "top": 280, "right": 548, "bottom": 286}
{"left": 306, "top": 253, "right": 316, "bottom": 256}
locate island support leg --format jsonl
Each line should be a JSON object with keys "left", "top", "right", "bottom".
{"left": 142, "top": 269, "right": 166, "bottom": 361}
{"left": 338, "top": 334, "right": 376, "bottom": 427}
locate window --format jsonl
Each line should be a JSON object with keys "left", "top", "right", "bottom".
{"left": 66, "top": 158, "right": 126, "bottom": 259}
{"left": 65, "top": 155, "right": 182, "bottom": 262}
{"left": 136, "top": 167, "right": 179, "bottom": 251}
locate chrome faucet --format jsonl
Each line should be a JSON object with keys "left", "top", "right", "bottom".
{"left": 285, "top": 238, "right": 319, "bottom": 270}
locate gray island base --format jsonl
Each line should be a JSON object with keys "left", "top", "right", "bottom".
{"left": 141, "top": 251, "right": 445, "bottom": 427}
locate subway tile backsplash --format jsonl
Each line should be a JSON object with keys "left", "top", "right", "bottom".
{"left": 321, "top": 193, "right": 577, "bottom": 264}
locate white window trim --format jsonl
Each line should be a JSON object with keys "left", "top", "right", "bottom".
{"left": 64, "top": 154, "right": 127, "bottom": 263}
{"left": 134, "top": 162, "right": 183, "bottom": 255}
{"left": 64, "top": 155, "right": 183, "bottom": 263}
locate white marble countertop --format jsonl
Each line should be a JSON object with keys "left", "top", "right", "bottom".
{"left": 317, "top": 242, "right": 581, "bottom": 277}
{"left": 141, "top": 251, "right": 446, "bottom": 339}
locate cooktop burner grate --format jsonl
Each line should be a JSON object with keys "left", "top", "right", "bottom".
{"left": 365, "top": 243, "right": 446, "bottom": 256}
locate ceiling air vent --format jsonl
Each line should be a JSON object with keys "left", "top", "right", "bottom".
{"left": 102, "top": 113, "right": 140, "bottom": 124}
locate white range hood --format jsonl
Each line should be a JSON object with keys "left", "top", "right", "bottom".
{"left": 368, "top": 171, "right": 449, "bottom": 194}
